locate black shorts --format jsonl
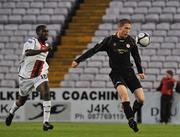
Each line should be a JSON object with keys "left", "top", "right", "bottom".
{"left": 109, "top": 68, "right": 142, "bottom": 93}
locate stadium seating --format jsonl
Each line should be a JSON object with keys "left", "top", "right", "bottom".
{"left": 60, "top": 0, "right": 180, "bottom": 92}
{"left": 1, "top": 0, "right": 180, "bottom": 91}
{"left": 48, "top": 0, "right": 111, "bottom": 87}
{"left": 0, "top": 0, "right": 80, "bottom": 87}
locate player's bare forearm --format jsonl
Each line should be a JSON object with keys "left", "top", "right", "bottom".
{"left": 25, "top": 46, "right": 51, "bottom": 56}
{"left": 25, "top": 49, "right": 42, "bottom": 56}
{"left": 138, "top": 73, "right": 145, "bottom": 79}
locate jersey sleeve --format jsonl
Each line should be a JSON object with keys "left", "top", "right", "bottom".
{"left": 75, "top": 36, "right": 110, "bottom": 63}
{"left": 130, "top": 38, "right": 143, "bottom": 73}
{"left": 24, "top": 38, "right": 36, "bottom": 51}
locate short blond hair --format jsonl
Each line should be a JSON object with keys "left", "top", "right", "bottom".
{"left": 118, "top": 19, "right": 132, "bottom": 27}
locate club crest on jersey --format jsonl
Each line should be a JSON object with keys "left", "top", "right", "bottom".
{"left": 126, "top": 44, "right": 130, "bottom": 48}
{"left": 113, "top": 43, "right": 117, "bottom": 46}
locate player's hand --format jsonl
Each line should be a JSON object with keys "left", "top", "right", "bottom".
{"left": 71, "top": 61, "right": 79, "bottom": 68}
{"left": 138, "top": 73, "right": 145, "bottom": 79}
{"left": 41, "top": 45, "right": 52, "bottom": 52}
{"left": 41, "top": 46, "right": 49, "bottom": 52}
{"left": 47, "top": 45, "right": 53, "bottom": 51}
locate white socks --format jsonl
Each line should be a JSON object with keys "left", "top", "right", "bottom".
{"left": 43, "top": 101, "right": 51, "bottom": 123}
{"left": 9, "top": 101, "right": 51, "bottom": 123}
{"left": 9, "top": 102, "right": 19, "bottom": 114}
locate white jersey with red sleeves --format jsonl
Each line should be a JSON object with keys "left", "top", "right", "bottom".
{"left": 19, "top": 37, "right": 49, "bottom": 78}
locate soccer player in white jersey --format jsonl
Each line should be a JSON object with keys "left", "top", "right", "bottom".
{"left": 5, "top": 25, "right": 53, "bottom": 131}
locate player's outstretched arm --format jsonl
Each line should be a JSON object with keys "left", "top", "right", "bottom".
{"left": 71, "top": 37, "right": 108, "bottom": 68}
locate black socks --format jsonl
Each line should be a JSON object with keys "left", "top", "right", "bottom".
{"left": 122, "top": 101, "right": 134, "bottom": 120}
{"left": 132, "top": 100, "right": 143, "bottom": 114}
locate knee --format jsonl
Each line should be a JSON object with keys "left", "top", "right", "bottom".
{"left": 118, "top": 91, "right": 129, "bottom": 102}
{"left": 134, "top": 88, "right": 144, "bottom": 104}
{"left": 121, "top": 94, "right": 129, "bottom": 102}
{"left": 138, "top": 98, "right": 144, "bottom": 104}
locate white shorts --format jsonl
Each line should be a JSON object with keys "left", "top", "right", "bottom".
{"left": 19, "top": 74, "right": 48, "bottom": 96}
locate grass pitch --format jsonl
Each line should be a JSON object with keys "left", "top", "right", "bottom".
{"left": 0, "top": 122, "right": 179, "bottom": 137}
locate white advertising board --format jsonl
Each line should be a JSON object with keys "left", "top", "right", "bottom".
{"left": 0, "top": 88, "right": 180, "bottom": 124}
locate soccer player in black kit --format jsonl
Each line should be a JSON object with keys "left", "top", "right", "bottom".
{"left": 71, "top": 19, "right": 145, "bottom": 132}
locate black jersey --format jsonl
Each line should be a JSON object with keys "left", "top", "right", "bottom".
{"left": 75, "top": 34, "right": 143, "bottom": 73}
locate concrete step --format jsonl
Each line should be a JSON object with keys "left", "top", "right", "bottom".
{"left": 73, "top": 16, "right": 102, "bottom": 20}
{"left": 53, "top": 52, "right": 78, "bottom": 58}
{"left": 50, "top": 60, "right": 73, "bottom": 65}
{"left": 49, "top": 72, "right": 67, "bottom": 76}
{"left": 65, "top": 32, "right": 94, "bottom": 36}
{"left": 76, "top": 11, "right": 105, "bottom": 16}
{"left": 48, "top": 66, "right": 69, "bottom": 71}
{"left": 68, "top": 24, "right": 98, "bottom": 30}
{"left": 79, "top": 5, "right": 108, "bottom": 10}
{"left": 59, "top": 44, "right": 85, "bottom": 48}
{"left": 54, "top": 50, "right": 80, "bottom": 54}
{"left": 49, "top": 75, "right": 65, "bottom": 80}
{"left": 52, "top": 57, "right": 74, "bottom": 60}
{"left": 49, "top": 83, "right": 60, "bottom": 88}
{"left": 65, "top": 29, "right": 95, "bottom": 33}
{"left": 48, "top": 0, "right": 110, "bottom": 87}
{"left": 61, "top": 36, "right": 92, "bottom": 43}
{"left": 85, "top": 0, "right": 110, "bottom": 3}
{"left": 57, "top": 48, "right": 84, "bottom": 52}
{"left": 69, "top": 22, "right": 98, "bottom": 27}
{"left": 72, "top": 18, "right": 102, "bottom": 23}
